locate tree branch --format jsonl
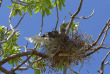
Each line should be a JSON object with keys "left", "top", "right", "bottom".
{"left": 15, "top": 58, "right": 42, "bottom": 71}
{"left": 66, "top": 0, "right": 83, "bottom": 34}
{"left": 69, "top": 65, "right": 79, "bottom": 74}
{"left": 14, "top": 13, "right": 26, "bottom": 29}
{"left": 9, "top": 0, "right": 19, "bottom": 31}
{"left": 0, "top": 50, "right": 48, "bottom": 66}
{"left": 100, "top": 24, "right": 109, "bottom": 45}
{"left": 39, "top": 14, "right": 44, "bottom": 36}
{"left": 74, "top": 9, "right": 95, "bottom": 19}
{"left": 83, "top": 19, "right": 110, "bottom": 57}
{"left": 83, "top": 47, "right": 102, "bottom": 58}
{"left": 0, "top": 66, "right": 9, "bottom": 73}
{"left": 91, "top": 19, "right": 110, "bottom": 47}
{"left": 63, "top": 63, "right": 68, "bottom": 74}
{"left": 13, "top": 56, "right": 32, "bottom": 71}
{"left": 98, "top": 51, "right": 110, "bottom": 74}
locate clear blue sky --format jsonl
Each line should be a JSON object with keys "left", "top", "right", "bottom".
{"left": 0, "top": 0, "right": 110, "bottom": 74}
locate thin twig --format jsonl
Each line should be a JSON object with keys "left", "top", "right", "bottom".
{"left": 13, "top": 56, "right": 32, "bottom": 71}
{"left": 74, "top": 9, "right": 95, "bottom": 19}
{"left": 66, "top": 0, "right": 83, "bottom": 34}
{"left": 13, "top": 47, "right": 41, "bottom": 72}
{"left": 6, "top": 12, "right": 26, "bottom": 34}
{"left": 55, "top": 0, "right": 59, "bottom": 31}
{"left": 100, "top": 24, "right": 109, "bottom": 45}
{"left": 83, "top": 19, "right": 110, "bottom": 56}
{"left": 69, "top": 65, "right": 79, "bottom": 74}
{"left": 102, "top": 47, "right": 110, "bottom": 49}
{"left": 98, "top": 51, "right": 110, "bottom": 74}
{"left": 39, "top": 14, "right": 44, "bottom": 36}
{"left": 9, "top": 0, "right": 19, "bottom": 31}
{"left": 16, "top": 58, "right": 42, "bottom": 71}
{"left": 91, "top": 19, "right": 110, "bottom": 47}
{"left": 83, "top": 47, "right": 102, "bottom": 58}
{"left": 14, "top": 13, "right": 26, "bottom": 29}
{"left": 78, "top": 62, "right": 84, "bottom": 74}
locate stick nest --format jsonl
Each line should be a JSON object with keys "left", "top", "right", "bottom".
{"left": 41, "top": 31, "right": 92, "bottom": 70}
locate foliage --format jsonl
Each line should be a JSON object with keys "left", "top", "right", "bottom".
{"left": 7, "top": 0, "right": 66, "bottom": 17}
{"left": 0, "top": 26, "right": 22, "bottom": 67}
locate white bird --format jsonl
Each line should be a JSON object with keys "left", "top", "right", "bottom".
{"left": 25, "top": 23, "right": 68, "bottom": 45}
{"left": 25, "top": 36, "right": 50, "bottom": 45}
{"left": 59, "top": 23, "right": 68, "bottom": 34}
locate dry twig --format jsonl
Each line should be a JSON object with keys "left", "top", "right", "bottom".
{"left": 74, "top": 9, "right": 95, "bottom": 19}
{"left": 98, "top": 51, "right": 110, "bottom": 74}
{"left": 66, "top": 0, "right": 83, "bottom": 34}
{"left": 69, "top": 65, "right": 79, "bottom": 74}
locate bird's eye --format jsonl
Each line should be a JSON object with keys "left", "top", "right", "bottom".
{"left": 45, "top": 38, "right": 48, "bottom": 41}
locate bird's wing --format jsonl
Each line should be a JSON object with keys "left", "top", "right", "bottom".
{"left": 25, "top": 37, "right": 47, "bottom": 44}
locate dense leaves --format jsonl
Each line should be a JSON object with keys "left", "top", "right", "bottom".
{"left": 0, "top": 26, "right": 22, "bottom": 67}
{"left": 7, "top": 0, "right": 66, "bottom": 17}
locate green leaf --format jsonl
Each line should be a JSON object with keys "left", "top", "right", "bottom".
{"left": 28, "top": 6, "right": 32, "bottom": 17}
{"left": 7, "top": 6, "right": 12, "bottom": 9}
{"left": 17, "top": 10, "right": 22, "bottom": 16}
{"left": 12, "top": 10, "right": 18, "bottom": 17}
{"left": 45, "top": 8, "right": 52, "bottom": 16}
{"left": 61, "top": 0, "right": 65, "bottom": 8}
{"left": 23, "top": 6, "right": 28, "bottom": 13}
{"left": 34, "top": 69, "right": 41, "bottom": 74}
{"left": 34, "top": 6, "right": 41, "bottom": 13}
{"left": 0, "top": 26, "right": 2, "bottom": 31}
{"left": 57, "top": 0, "right": 66, "bottom": 10}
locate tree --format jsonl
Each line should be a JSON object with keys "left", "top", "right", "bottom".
{"left": 0, "top": 0, "right": 110, "bottom": 74}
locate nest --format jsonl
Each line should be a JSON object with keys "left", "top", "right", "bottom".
{"left": 41, "top": 31, "right": 92, "bottom": 71}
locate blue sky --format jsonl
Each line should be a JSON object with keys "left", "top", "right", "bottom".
{"left": 0, "top": 0, "right": 110, "bottom": 74}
